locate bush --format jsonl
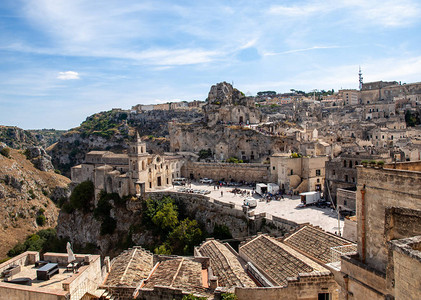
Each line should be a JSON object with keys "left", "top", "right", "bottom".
{"left": 0, "top": 147, "right": 10, "bottom": 158}
{"left": 7, "top": 228, "right": 68, "bottom": 257}
{"left": 221, "top": 293, "right": 238, "bottom": 300}
{"left": 226, "top": 157, "right": 243, "bottom": 164}
{"left": 69, "top": 180, "right": 94, "bottom": 212}
{"left": 213, "top": 224, "right": 232, "bottom": 240}
{"left": 36, "top": 214, "right": 46, "bottom": 226}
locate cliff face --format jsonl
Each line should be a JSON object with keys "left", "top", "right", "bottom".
{"left": 0, "top": 148, "right": 70, "bottom": 259}
{"left": 56, "top": 198, "right": 156, "bottom": 258}
{"left": 0, "top": 126, "right": 64, "bottom": 149}
{"left": 169, "top": 123, "right": 289, "bottom": 162}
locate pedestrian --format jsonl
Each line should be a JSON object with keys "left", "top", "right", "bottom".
{"left": 214, "top": 185, "right": 216, "bottom": 190}
{"left": 221, "top": 191, "right": 223, "bottom": 197}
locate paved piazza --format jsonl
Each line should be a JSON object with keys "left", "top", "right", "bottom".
{"left": 167, "top": 182, "right": 343, "bottom": 234}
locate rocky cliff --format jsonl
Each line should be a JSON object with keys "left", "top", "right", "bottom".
{"left": 0, "top": 148, "right": 70, "bottom": 259}
{"left": 0, "top": 126, "right": 64, "bottom": 149}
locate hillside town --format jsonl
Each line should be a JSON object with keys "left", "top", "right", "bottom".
{"left": 0, "top": 78, "right": 420, "bottom": 300}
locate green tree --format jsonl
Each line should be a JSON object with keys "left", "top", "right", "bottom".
{"left": 154, "top": 243, "right": 172, "bottom": 255}
{"left": 69, "top": 180, "right": 94, "bottom": 212}
{"left": 152, "top": 202, "right": 179, "bottom": 231}
{"left": 168, "top": 219, "right": 203, "bottom": 255}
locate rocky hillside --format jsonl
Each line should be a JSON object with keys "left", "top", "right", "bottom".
{"left": 0, "top": 126, "right": 64, "bottom": 149}
{"left": 49, "top": 109, "right": 203, "bottom": 177}
{"left": 0, "top": 147, "right": 70, "bottom": 259}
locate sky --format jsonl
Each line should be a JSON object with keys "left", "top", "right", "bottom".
{"left": 1, "top": 0, "right": 421, "bottom": 130}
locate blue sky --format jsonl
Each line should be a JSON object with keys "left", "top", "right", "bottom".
{"left": 1, "top": 0, "right": 421, "bottom": 129}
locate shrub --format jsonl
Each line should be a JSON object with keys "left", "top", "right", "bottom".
{"left": 36, "top": 214, "right": 46, "bottom": 226}
{"left": 28, "top": 189, "right": 36, "bottom": 199}
{"left": 213, "top": 224, "right": 232, "bottom": 240}
{"left": 0, "top": 147, "right": 10, "bottom": 158}
{"left": 221, "top": 293, "right": 238, "bottom": 300}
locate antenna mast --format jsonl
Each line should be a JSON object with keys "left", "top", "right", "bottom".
{"left": 359, "top": 66, "right": 363, "bottom": 90}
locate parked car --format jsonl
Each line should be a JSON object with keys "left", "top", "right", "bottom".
{"left": 200, "top": 178, "right": 213, "bottom": 184}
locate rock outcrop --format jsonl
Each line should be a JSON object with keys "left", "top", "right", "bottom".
{"left": 26, "top": 146, "right": 54, "bottom": 172}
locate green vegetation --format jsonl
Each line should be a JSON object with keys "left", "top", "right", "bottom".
{"left": 0, "top": 147, "right": 10, "bottom": 158}
{"left": 28, "top": 189, "right": 36, "bottom": 199}
{"left": 36, "top": 214, "right": 46, "bottom": 226}
{"left": 257, "top": 91, "right": 276, "bottom": 97}
{"left": 212, "top": 224, "right": 232, "bottom": 240}
{"left": 221, "top": 293, "right": 238, "bottom": 300}
{"left": 143, "top": 197, "right": 205, "bottom": 256}
{"left": 226, "top": 156, "right": 243, "bottom": 163}
{"left": 405, "top": 110, "right": 420, "bottom": 127}
{"left": 7, "top": 228, "right": 67, "bottom": 257}
{"left": 198, "top": 148, "right": 213, "bottom": 160}
{"left": 69, "top": 180, "right": 95, "bottom": 212}
{"left": 290, "top": 152, "right": 302, "bottom": 158}
{"left": 73, "top": 110, "right": 127, "bottom": 139}
{"left": 93, "top": 190, "right": 122, "bottom": 235}
{"left": 182, "top": 295, "right": 207, "bottom": 300}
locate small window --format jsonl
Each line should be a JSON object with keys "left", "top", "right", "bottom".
{"left": 344, "top": 200, "right": 347, "bottom": 206}
{"left": 290, "top": 170, "right": 293, "bottom": 175}
{"left": 345, "top": 175, "right": 348, "bottom": 182}
{"left": 318, "top": 293, "right": 331, "bottom": 300}
{"left": 149, "top": 182, "right": 152, "bottom": 188}
{"left": 332, "top": 170, "right": 336, "bottom": 176}
{"left": 273, "top": 166, "right": 275, "bottom": 170}
{"left": 316, "top": 169, "right": 321, "bottom": 176}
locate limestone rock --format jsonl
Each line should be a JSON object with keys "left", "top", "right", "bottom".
{"left": 26, "top": 146, "right": 54, "bottom": 172}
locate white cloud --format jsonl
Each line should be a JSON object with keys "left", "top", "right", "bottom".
{"left": 57, "top": 71, "right": 80, "bottom": 80}
{"left": 264, "top": 46, "right": 346, "bottom": 56}
{"left": 268, "top": 0, "right": 420, "bottom": 28}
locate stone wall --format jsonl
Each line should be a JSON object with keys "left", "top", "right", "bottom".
{"left": 235, "top": 273, "right": 338, "bottom": 300}
{"left": 390, "top": 236, "right": 421, "bottom": 300}
{"left": 337, "top": 188, "right": 356, "bottom": 212}
{"left": 356, "top": 165, "right": 421, "bottom": 273}
{"left": 182, "top": 161, "right": 270, "bottom": 182}
{"left": 146, "top": 192, "right": 298, "bottom": 238}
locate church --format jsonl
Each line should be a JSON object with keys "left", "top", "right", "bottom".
{"left": 71, "top": 133, "right": 183, "bottom": 201}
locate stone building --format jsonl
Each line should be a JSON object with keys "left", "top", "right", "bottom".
{"left": 324, "top": 152, "right": 388, "bottom": 209}
{"left": 340, "top": 161, "right": 421, "bottom": 299}
{"left": 270, "top": 154, "right": 328, "bottom": 193}
{"left": 71, "top": 133, "right": 183, "bottom": 199}
{"left": 339, "top": 89, "right": 359, "bottom": 106}
{"left": 0, "top": 251, "right": 103, "bottom": 300}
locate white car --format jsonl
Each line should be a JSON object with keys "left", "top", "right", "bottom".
{"left": 200, "top": 178, "right": 213, "bottom": 184}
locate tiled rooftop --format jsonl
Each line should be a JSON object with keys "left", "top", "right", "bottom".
{"left": 282, "top": 225, "right": 353, "bottom": 264}
{"left": 198, "top": 240, "right": 255, "bottom": 288}
{"left": 105, "top": 247, "right": 153, "bottom": 287}
{"left": 240, "top": 235, "right": 328, "bottom": 287}
{"left": 142, "top": 258, "right": 207, "bottom": 295}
